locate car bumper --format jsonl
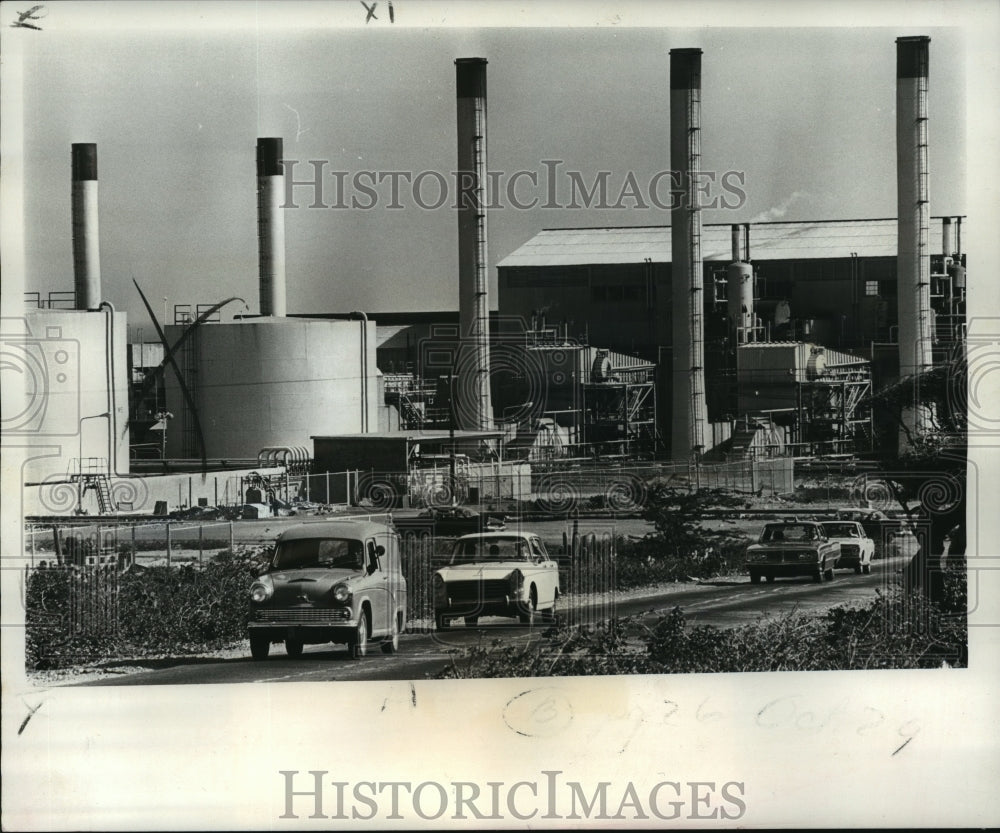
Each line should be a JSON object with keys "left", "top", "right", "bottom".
{"left": 747, "top": 563, "right": 826, "bottom": 578}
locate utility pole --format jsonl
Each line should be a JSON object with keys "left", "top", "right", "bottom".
{"left": 449, "top": 372, "right": 457, "bottom": 506}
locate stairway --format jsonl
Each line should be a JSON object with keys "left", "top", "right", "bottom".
{"left": 727, "top": 424, "right": 760, "bottom": 460}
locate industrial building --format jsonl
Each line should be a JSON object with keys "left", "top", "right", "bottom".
{"left": 18, "top": 36, "right": 968, "bottom": 516}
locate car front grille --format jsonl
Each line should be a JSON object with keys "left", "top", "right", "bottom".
{"left": 446, "top": 579, "right": 510, "bottom": 604}
{"left": 253, "top": 608, "right": 351, "bottom": 623}
{"left": 841, "top": 545, "right": 860, "bottom": 556}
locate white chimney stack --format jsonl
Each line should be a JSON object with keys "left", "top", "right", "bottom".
{"left": 71, "top": 143, "right": 101, "bottom": 310}
{"left": 256, "top": 137, "right": 287, "bottom": 317}
{"left": 670, "top": 48, "right": 709, "bottom": 459}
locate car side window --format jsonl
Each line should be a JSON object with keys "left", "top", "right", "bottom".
{"left": 366, "top": 539, "right": 381, "bottom": 575}
{"left": 529, "top": 537, "right": 545, "bottom": 560}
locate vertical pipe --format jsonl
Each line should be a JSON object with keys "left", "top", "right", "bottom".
{"left": 895, "top": 36, "right": 933, "bottom": 398}
{"left": 455, "top": 58, "right": 493, "bottom": 430}
{"left": 731, "top": 223, "right": 741, "bottom": 263}
{"left": 670, "top": 48, "right": 708, "bottom": 460}
{"left": 71, "top": 143, "right": 101, "bottom": 310}
{"left": 942, "top": 216, "right": 953, "bottom": 257}
{"left": 256, "top": 137, "right": 287, "bottom": 317}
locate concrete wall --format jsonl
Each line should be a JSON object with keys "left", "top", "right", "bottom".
{"left": 163, "top": 318, "right": 378, "bottom": 459}
{"left": 13, "top": 309, "right": 130, "bottom": 485}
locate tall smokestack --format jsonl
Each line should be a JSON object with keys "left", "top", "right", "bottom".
{"left": 71, "top": 143, "right": 101, "bottom": 310}
{"left": 454, "top": 58, "right": 493, "bottom": 430}
{"left": 942, "top": 216, "right": 953, "bottom": 258}
{"left": 256, "top": 137, "right": 287, "bottom": 317}
{"left": 670, "top": 48, "right": 708, "bottom": 459}
{"left": 895, "top": 36, "right": 933, "bottom": 435}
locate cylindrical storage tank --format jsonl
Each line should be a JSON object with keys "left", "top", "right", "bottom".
{"left": 162, "top": 319, "right": 378, "bottom": 459}
{"left": 948, "top": 261, "right": 965, "bottom": 289}
{"left": 71, "top": 143, "right": 101, "bottom": 310}
{"left": 256, "top": 137, "right": 287, "bottom": 317}
{"left": 669, "top": 47, "right": 708, "bottom": 460}
{"left": 454, "top": 58, "right": 493, "bottom": 431}
{"left": 805, "top": 347, "right": 827, "bottom": 380}
{"left": 726, "top": 261, "right": 754, "bottom": 341}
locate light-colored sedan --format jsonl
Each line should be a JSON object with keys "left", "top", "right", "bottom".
{"left": 433, "top": 532, "right": 560, "bottom": 628}
{"left": 820, "top": 520, "right": 875, "bottom": 574}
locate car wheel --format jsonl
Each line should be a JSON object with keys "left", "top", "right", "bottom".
{"left": 814, "top": 561, "right": 825, "bottom": 582}
{"left": 464, "top": 615, "right": 479, "bottom": 627}
{"left": 381, "top": 614, "right": 400, "bottom": 654}
{"left": 854, "top": 564, "right": 862, "bottom": 575}
{"left": 749, "top": 569, "right": 761, "bottom": 585}
{"left": 285, "top": 637, "right": 304, "bottom": 658}
{"left": 435, "top": 612, "right": 450, "bottom": 630}
{"left": 350, "top": 609, "right": 369, "bottom": 659}
{"left": 765, "top": 574, "right": 775, "bottom": 584}
{"left": 863, "top": 563, "right": 872, "bottom": 575}
{"left": 519, "top": 587, "right": 538, "bottom": 626}
{"left": 824, "top": 564, "right": 835, "bottom": 581}
{"left": 249, "top": 633, "right": 270, "bottom": 660}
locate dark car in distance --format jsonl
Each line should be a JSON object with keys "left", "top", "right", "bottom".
{"left": 392, "top": 506, "right": 507, "bottom": 538}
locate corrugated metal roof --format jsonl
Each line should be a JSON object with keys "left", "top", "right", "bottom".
{"left": 497, "top": 217, "right": 964, "bottom": 267}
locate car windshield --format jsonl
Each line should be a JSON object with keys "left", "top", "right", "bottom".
{"left": 822, "top": 522, "right": 860, "bottom": 538}
{"left": 760, "top": 524, "right": 819, "bottom": 542}
{"left": 273, "top": 537, "right": 364, "bottom": 570}
{"left": 449, "top": 537, "right": 531, "bottom": 565}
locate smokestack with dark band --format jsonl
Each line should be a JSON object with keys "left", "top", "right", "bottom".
{"left": 670, "top": 48, "right": 708, "bottom": 458}
{"left": 895, "top": 36, "right": 933, "bottom": 435}
{"left": 455, "top": 58, "right": 493, "bottom": 430}
{"left": 71, "top": 143, "right": 101, "bottom": 310}
{"left": 256, "top": 137, "right": 287, "bottom": 317}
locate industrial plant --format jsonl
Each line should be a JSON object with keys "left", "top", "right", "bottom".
{"left": 17, "top": 36, "right": 967, "bottom": 518}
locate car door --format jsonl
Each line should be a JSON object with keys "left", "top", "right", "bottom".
{"left": 527, "top": 536, "right": 558, "bottom": 607}
{"left": 366, "top": 536, "right": 388, "bottom": 637}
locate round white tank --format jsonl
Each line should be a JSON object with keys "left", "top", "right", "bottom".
{"left": 164, "top": 318, "right": 378, "bottom": 459}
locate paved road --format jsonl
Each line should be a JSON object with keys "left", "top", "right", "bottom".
{"left": 76, "top": 554, "right": 909, "bottom": 687}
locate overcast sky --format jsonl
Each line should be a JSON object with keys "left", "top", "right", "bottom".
{"left": 5, "top": 2, "right": 977, "bottom": 328}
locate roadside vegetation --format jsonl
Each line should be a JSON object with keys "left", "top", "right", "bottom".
{"left": 438, "top": 569, "right": 968, "bottom": 678}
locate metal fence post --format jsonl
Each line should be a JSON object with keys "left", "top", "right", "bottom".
{"left": 230, "top": 521, "right": 235, "bottom": 555}
{"left": 199, "top": 523, "right": 204, "bottom": 566}
{"left": 166, "top": 522, "right": 172, "bottom": 566}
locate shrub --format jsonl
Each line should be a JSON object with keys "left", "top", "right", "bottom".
{"left": 436, "top": 588, "right": 967, "bottom": 678}
{"left": 24, "top": 547, "right": 264, "bottom": 670}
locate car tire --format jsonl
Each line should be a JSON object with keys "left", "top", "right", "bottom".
{"left": 824, "top": 564, "right": 835, "bottom": 581}
{"left": 519, "top": 587, "right": 538, "bottom": 626}
{"left": 381, "top": 615, "right": 400, "bottom": 654}
{"left": 765, "top": 574, "right": 775, "bottom": 584}
{"left": 249, "top": 633, "right": 270, "bottom": 661}
{"left": 350, "top": 609, "right": 369, "bottom": 659}
{"left": 814, "top": 561, "right": 826, "bottom": 582}
{"left": 464, "top": 615, "right": 479, "bottom": 627}
{"left": 863, "top": 563, "right": 872, "bottom": 575}
{"left": 285, "top": 637, "right": 304, "bottom": 658}
{"left": 854, "top": 564, "right": 862, "bottom": 575}
{"left": 435, "top": 612, "right": 450, "bottom": 630}
{"left": 749, "top": 569, "right": 761, "bottom": 585}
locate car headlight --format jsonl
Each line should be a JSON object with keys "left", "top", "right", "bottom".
{"left": 798, "top": 552, "right": 815, "bottom": 561}
{"left": 250, "top": 574, "right": 274, "bottom": 603}
{"left": 509, "top": 571, "right": 524, "bottom": 597}
{"left": 333, "top": 584, "right": 351, "bottom": 603}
